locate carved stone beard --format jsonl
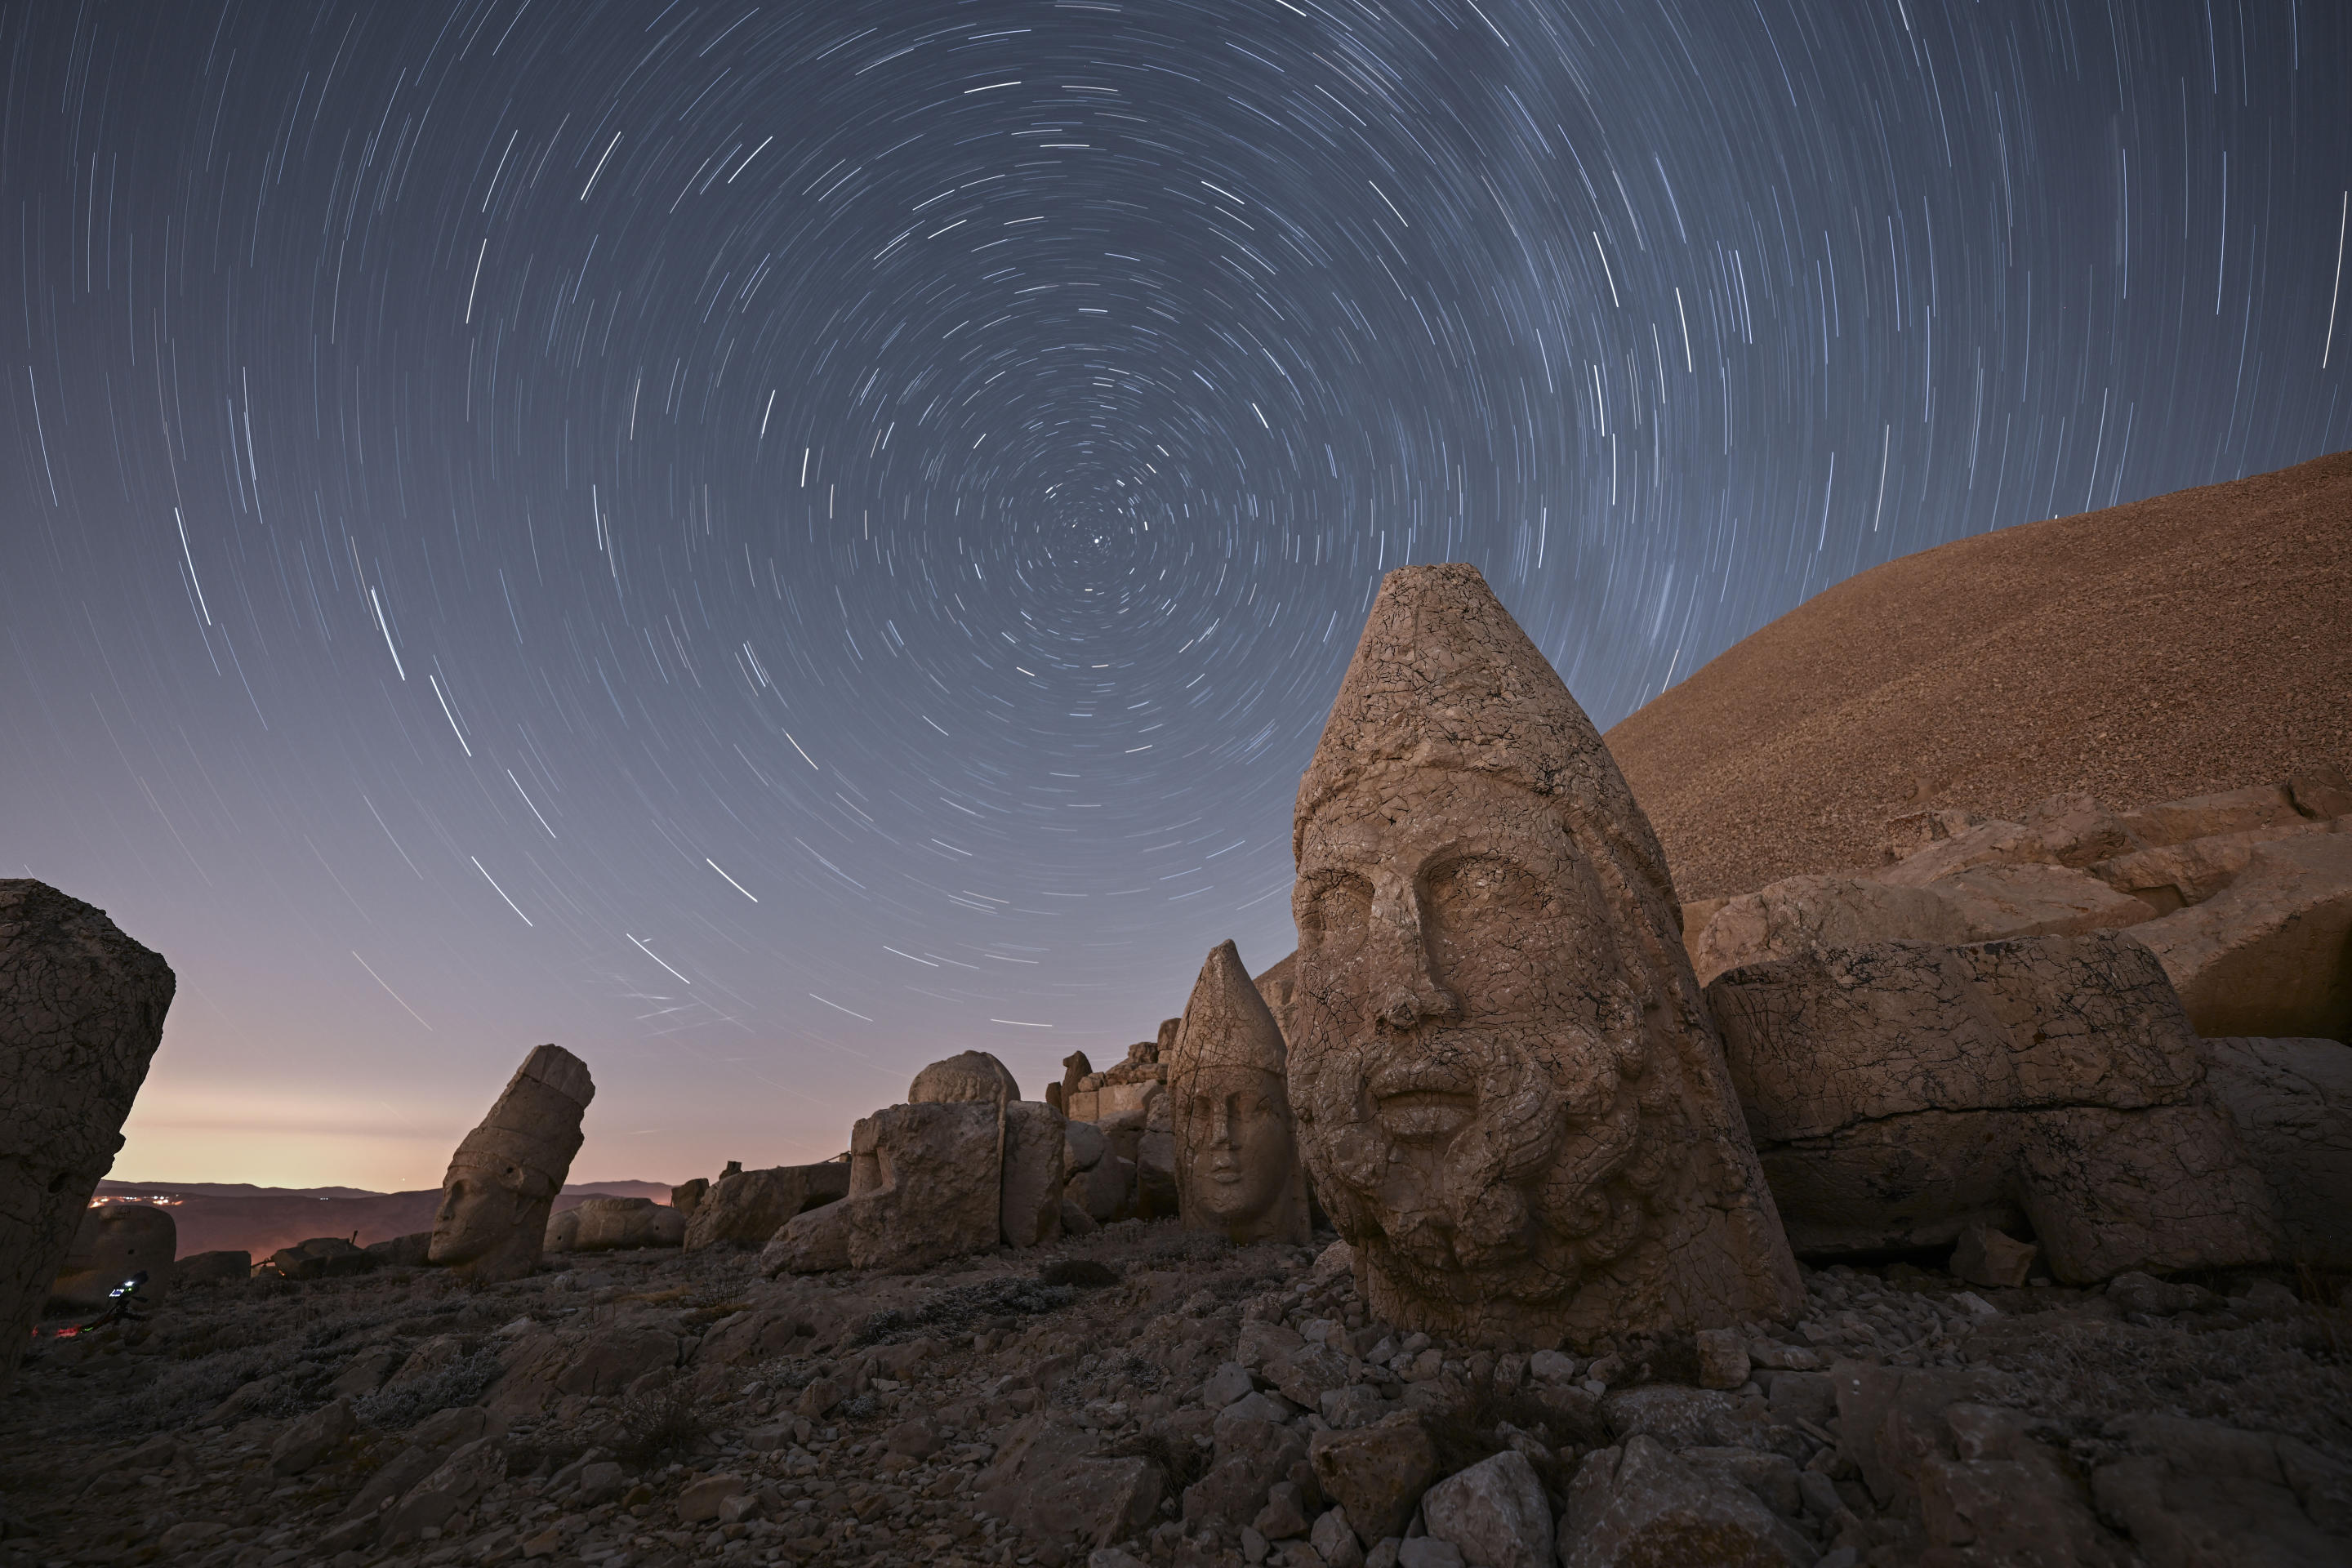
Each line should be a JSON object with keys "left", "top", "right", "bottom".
{"left": 1294, "top": 981, "right": 1669, "bottom": 1325}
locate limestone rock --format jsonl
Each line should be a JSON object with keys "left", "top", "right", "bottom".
{"left": 765, "top": 1101, "right": 1000, "bottom": 1274}
{"left": 1421, "top": 1450, "right": 1552, "bottom": 1568}
{"left": 1561, "top": 1435, "right": 1816, "bottom": 1568}
{"left": 0, "top": 880, "right": 175, "bottom": 1398}
{"left": 1693, "top": 875, "right": 1969, "bottom": 986}
{"left": 1949, "top": 1222, "right": 2038, "bottom": 1288}
{"left": 682, "top": 1160, "right": 851, "bottom": 1251}
{"left": 2091, "top": 817, "right": 2339, "bottom": 914}
{"left": 1287, "top": 564, "right": 1803, "bottom": 1348}
{"left": 1065, "top": 1118, "right": 1107, "bottom": 1173}
{"left": 1169, "top": 941, "right": 1312, "bottom": 1245}
{"left": 560, "top": 1196, "right": 684, "bottom": 1252}
{"left": 427, "top": 1044, "right": 593, "bottom": 1283}
{"left": 1707, "top": 931, "right": 2280, "bottom": 1277}
{"left": 909, "top": 1049, "right": 1019, "bottom": 1105}
{"left": 268, "top": 1236, "right": 376, "bottom": 1281}
{"left": 1254, "top": 951, "right": 1299, "bottom": 1045}
{"left": 51, "top": 1202, "right": 177, "bottom": 1307}
{"left": 1061, "top": 1050, "right": 1094, "bottom": 1107}
{"left": 2200, "top": 1036, "right": 2352, "bottom": 1267}
{"left": 1307, "top": 1414, "right": 1439, "bottom": 1543}
{"left": 1001, "top": 1100, "right": 1067, "bottom": 1248}
{"left": 2126, "top": 834, "right": 2352, "bottom": 1040}
{"left": 670, "top": 1177, "right": 709, "bottom": 1220}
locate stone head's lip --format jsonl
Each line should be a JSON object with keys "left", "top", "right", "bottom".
{"left": 1366, "top": 1053, "right": 1477, "bottom": 1143}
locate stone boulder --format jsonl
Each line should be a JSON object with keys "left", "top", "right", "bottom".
{"left": 1307, "top": 1414, "right": 1439, "bottom": 1544}
{"left": 51, "top": 1202, "right": 178, "bottom": 1307}
{"left": 908, "top": 1049, "right": 1019, "bottom": 1105}
{"left": 1562, "top": 1435, "right": 1816, "bottom": 1568}
{"left": 1, "top": 880, "right": 176, "bottom": 1396}
{"left": 1707, "top": 931, "right": 2280, "bottom": 1279}
{"left": 1421, "top": 1450, "right": 1552, "bottom": 1568}
{"left": 2199, "top": 1036, "right": 2352, "bottom": 1267}
{"left": 178, "top": 1249, "right": 251, "bottom": 1285}
{"left": 764, "top": 1101, "right": 1000, "bottom": 1274}
{"left": 682, "top": 1160, "right": 851, "bottom": 1251}
{"left": 554, "top": 1196, "right": 684, "bottom": 1252}
{"left": 2125, "top": 833, "right": 2352, "bottom": 1041}
{"left": 267, "top": 1236, "right": 376, "bottom": 1281}
{"left": 973, "top": 1414, "right": 1165, "bottom": 1548}
{"left": 670, "top": 1177, "right": 710, "bottom": 1221}
{"left": 1000, "top": 1101, "right": 1067, "bottom": 1249}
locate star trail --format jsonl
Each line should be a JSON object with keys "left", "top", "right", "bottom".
{"left": 2, "top": 2, "right": 2345, "bottom": 1187}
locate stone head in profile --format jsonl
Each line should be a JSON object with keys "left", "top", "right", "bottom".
{"left": 429, "top": 1043, "right": 593, "bottom": 1282}
{"left": 1169, "top": 940, "right": 1311, "bottom": 1245}
{"left": 1288, "top": 564, "right": 1802, "bottom": 1347}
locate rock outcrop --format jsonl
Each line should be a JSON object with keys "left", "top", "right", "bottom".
{"left": 1167, "top": 940, "right": 1310, "bottom": 1245}
{"left": 1707, "top": 930, "right": 2280, "bottom": 1279}
{"left": 1286, "top": 563, "right": 1803, "bottom": 1348}
{"left": 426, "top": 1044, "right": 593, "bottom": 1284}
{"left": 0, "top": 879, "right": 175, "bottom": 1397}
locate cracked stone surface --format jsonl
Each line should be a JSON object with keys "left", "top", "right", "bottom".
{"left": 1167, "top": 941, "right": 1311, "bottom": 1248}
{"left": 1707, "top": 931, "right": 2281, "bottom": 1278}
{"left": 0, "top": 878, "right": 175, "bottom": 1400}
{"left": 427, "top": 1046, "right": 595, "bottom": 1286}
{"left": 1285, "top": 564, "right": 1802, "bottom": 1349}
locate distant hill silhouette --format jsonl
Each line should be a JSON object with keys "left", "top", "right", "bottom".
{"left": 94, "top": 1178, "right": 675, "bottom": 1260}
{"left": 1606, "top": 451, "right": 2352, "bottom": 901}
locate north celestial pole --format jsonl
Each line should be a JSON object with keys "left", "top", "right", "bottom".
{"left": 2, "top": 2, "right": 2344, "bottom": 1187}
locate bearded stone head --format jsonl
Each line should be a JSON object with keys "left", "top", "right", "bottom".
{"left": 429, "top": 1044, "right": 593, "bottom": 1282}
{"left": 1288, "top": 564, "right": 1802, "bottom": 1348}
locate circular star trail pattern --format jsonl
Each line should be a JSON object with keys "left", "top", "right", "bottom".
{"left": 2, "top": 2, "right": 2346, "bottom": 1183}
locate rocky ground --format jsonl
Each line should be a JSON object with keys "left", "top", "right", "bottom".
{"left": 4, "top": 1223, "right": 2349, "bottom": 1568}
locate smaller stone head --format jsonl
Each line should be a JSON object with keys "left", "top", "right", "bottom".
{"left": 430, "top": 1044, "right": 592, "bottom": 1281}
{"left": 1170, "top": 941, "right": 1311, "bottom": 1245}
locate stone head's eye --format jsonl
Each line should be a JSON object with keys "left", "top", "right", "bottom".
{"left": 1303, "top": 873, "right": 1372, "bottom": 946}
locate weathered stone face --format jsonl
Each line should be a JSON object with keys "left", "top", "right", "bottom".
{"left": 428, "top": 1044, "right": 592, "bottom": 1282}
{"left": 1, "top": 880, "right": 176, "bottom": 1397}
{"left": 1287, "top": 564, "right": 1802, "bottom": 1348}
{"left": 1170, "top": 941, "right": 1310, "bottom": 1245}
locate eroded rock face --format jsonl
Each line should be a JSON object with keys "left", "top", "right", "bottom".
{"left": 1168, "top": 940, "right": 1311, "bottom": 1246}
{"left": 2200, "top": 1036, "right": 2352, "bottom": 1267}
{"left": 1707, "top": 932, "right": 2279, "bottom": 1279}
{"left": 908, "top": 1049, "right": 1020, "bottom": 1106}
{"left": 1286, "top": 564, "right": 1802, "bottom": 1348}
{"left": 1, "top": 880, "right": 176, "bottom": 1396}
{"left": 1000, "top": 1101, "right": 1067, "bottom": 1249}
{"left": 2127, "top": 834, "right": 2352, "bottom": 1042}
{"left": 426, "top": 1044, "right": 593, "bottom": 1283}
{"left": 681, "top": 1160, "right": 852, "bottom": 1251}
{"left": 552, "top": 1196, "right": 684, "bottom": 1253}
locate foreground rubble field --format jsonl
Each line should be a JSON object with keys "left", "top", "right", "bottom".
{"left": 4, "top": 1222, "right": 2349, "bottom": 1568}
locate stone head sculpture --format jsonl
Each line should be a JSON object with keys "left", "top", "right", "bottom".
{"left": 1169, "top": 940, "right": 1312, "bottom": 1245}
{"left": 429, "top": 1043, "right": 593, "bottom": 1282}
{"left": 1288, "top": 564, "right": 1802, "bottom": 1348}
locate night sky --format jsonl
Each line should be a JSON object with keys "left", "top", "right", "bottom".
{"left": 4, "top": 2, "right": 2345, "bottom": 1190}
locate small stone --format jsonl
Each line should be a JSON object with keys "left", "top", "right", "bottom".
{"left": 1254, "top": 1481, "right": 1313, "bottom": 1541}
{"left": 1243, "top": 1524, "right": 1272, "bottom": 1563}
{"left": 1422, "top": 1450, "right": 1552, "bottom": 1568}
{"left": 1204, "top": 1361, "right": 1256, "bottom": 1408}
{"left": 1526, "top": 1350, "right": 1578, "bottom": 1383}
{"left": 1949, "top": 1223, "right": 2038, "bottom": 1289}
{"left": 1396, "top": 1541, "right": 1464, "bottom": 1568}
{"left": 1694, "top": 1328, "right": 1749, "bottom": 1391}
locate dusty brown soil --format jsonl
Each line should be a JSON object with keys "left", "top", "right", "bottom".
{"left": 1605, "top": 451, "right": 2352, "bottom": 902}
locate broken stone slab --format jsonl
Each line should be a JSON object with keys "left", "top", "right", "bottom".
{"left": 1000, "top": 1100, "right": 1067, "bottom": 1249}
{"left": 1707, "top": 931, "right": 2280, "bottom": 1278}
{"left": 1307, "top": 1414, "right": 1439, "bottom": 1544}
{"left": 680, "top": 1161, "right": 850, "bottom": 1251}
{"left": 1692, "top": 875, "right": 1970, "bottom": 987}
{"left": 1287, "top": 564, "right": 1802, "bottom": 1349}
{"left": 1, "top": 879, "right": 176, "bottom": 1398}
{"left": 2198, "top": 1036, "right": 2352, "bottom": 1267}
{"left": 2120, "top": 782, "right": 2312, "bottom": 849}
{"left": 2125, "top": 833, "right": 2352, "bottom": 1041}
{"left": 2091, "top": 1413, "right": 2352, "bottom": 1567}
{"left": 1877, "top": 818, "right": 2059, "bottom": 888}
{"left": 176, "top": 1248, "right": 251, "bottom": 1285}
{"left": 764, "top": 1100, "right": 1001, "bottom": 1274}
{"left": 2091, "top": 817, "right": 2343, "bottom": 914}
{"left": 1561, "top": 1434, "right": 1817, "bottom": 1568}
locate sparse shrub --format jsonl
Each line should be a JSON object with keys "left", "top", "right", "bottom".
{"left": 850, "top": 1277, "right": 1079, "bottom": 1347}
{"left": 352, "top": 1345, "right": 504, "bottom": 1430}
{"left": 610, "top": 1382, "right": 710, "bottom": 1466}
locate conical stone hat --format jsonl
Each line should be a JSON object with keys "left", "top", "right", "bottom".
{"left": 1169, "top": 940, "right": 1287, "bottom": 1083}
{"left": 1294, "top": 563, "right": 1677, "bottom": 912}
{"left": 448, "top": 1043, "right": 593, "bottom": 1192}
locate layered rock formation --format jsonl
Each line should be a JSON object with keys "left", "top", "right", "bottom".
{"left": 1707, "top": 931, "right": 2281, "bottom": 1279}
{"left": 1606, "top": 450, "right": 2352, "bottom": 902}
{"left": 1287, "top": 563, "right": 1803, "bottom": 1348}
{"left": 0, "top": 879, "right": 176, "bottom": 1397}
{"left": 427, "top": 1044, "right": 594, "bottom": 1284}
{"left": 1167, "top": 940, "right": 1311, "bottom": 1246}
